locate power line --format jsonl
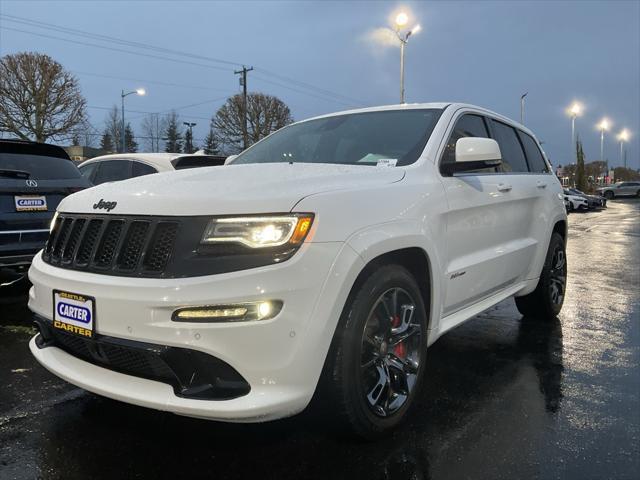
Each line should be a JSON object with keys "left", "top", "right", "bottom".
{"left": 1, "top": 26, "right": 232, "bottom": 73}
{"left": 1, "top": 14, "right": 368, "bottom": 107}
{"left": 74, "top": 70, "right": 229, "bottom": 92}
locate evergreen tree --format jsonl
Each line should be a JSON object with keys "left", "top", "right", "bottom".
{"left": 575, "top": 138, "right": 587, "bottom": 191}
{"left": 163, "top": 111, "right": 183, "bottom": 153}
{"left": 100, "top": 130, "right": 114, "bottom": 152}
{"left": 203, "top": 124, "right": 219, "bottom": 155}
{"left": 124, "top": 123, "right": 138, "bottom": 153}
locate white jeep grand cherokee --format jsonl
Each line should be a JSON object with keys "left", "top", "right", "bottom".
{"left": 28, "top": 103, "right": 567, "bottom": 437}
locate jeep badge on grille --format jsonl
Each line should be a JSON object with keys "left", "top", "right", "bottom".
{"left": 93, "top": 199, "right": 117, "bottom": 212}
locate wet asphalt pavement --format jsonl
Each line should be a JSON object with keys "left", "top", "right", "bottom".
{"left": 1, "top": 200, "right": 639, "bottom": 480}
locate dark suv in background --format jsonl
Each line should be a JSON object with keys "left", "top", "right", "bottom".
{"left": 1, "top": 140, "right": 91, "bottom": 282}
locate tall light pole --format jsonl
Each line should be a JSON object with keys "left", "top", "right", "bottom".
{"left": 394, "top": 12, "right": 420, "bottom": 104}
{"left": 617, "top": 129, "right": 630, "bottom": 169}
{"left": 121, "top": 88, "right": 146, "bottom": 153}
{"left": 598, "top": 118, "right": 610, "bottom": 184}
{"left": 520, "top": 92, "right": 528, "bottom": 125}
{"left": 568, "top": 102, "right": 582, "bottom": 162}
{"left": 183, "top": 122, "right": 197, "bottom": 153}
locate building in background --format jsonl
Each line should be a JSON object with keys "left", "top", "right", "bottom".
{"left": 64, "top": 145, "right": 107, "bottom": 163}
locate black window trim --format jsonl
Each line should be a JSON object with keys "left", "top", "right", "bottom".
{"left": 437, "top": 107, "right": 553, "bottom": 178}
{"left": 515, "top": 128, "right": 551, "bottom": 174}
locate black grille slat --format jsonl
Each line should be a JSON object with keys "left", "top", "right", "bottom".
{"left": 51, "top": 218, "right": 73, "bottom": 261}
{"left": 143, "top": 222, "right": 178, "bottom": 272}
{"left": 61, "top": 219, "right": 86, "bottom": 262}
{"left": 42, "top": 214, "right": 179, "bottom": 277}
{"left": 76, "top": 219, "right": 104, "bottom": 265}
{"left": 116, "top": 221, "right": 150, "bottom": 271}
{"left": 93, "top": 220, "right": 124, "bottom": 268}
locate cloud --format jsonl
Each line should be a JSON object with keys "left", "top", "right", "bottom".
{"left": 361, "top": 27, "right": 400, "bottom": 51}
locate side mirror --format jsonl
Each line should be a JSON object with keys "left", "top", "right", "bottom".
{"left": 444, "top": 137, "right": 502, "bottom": 174}
{"left": 224, "top": 154, "right": 238, "bottom": 165}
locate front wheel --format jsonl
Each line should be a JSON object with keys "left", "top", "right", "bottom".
{"left": 604, "top": 190, "right": 614, "bottom": 200}
{"left": 515, "top": 232, "right": 567, "bottom": 319}
{"left": 325, "top": 264, "right": 428, "bottom": 439}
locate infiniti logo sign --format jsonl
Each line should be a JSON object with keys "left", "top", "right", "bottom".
{"left": 26, "top": 179, "right": 38, "bottom": 187}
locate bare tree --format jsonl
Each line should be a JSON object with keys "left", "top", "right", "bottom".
{"left": 0, "top": 52, "right": 87, "bottom": 142}
{"left": 213, "top": 93, "right": 292, "bottom": 154}
{"left": 69, "top": 119, "right": 98, "bottom": 148}
{"left": 103, "top": 105, "right": 122, "bottom": 152}
{"left": 141, "top": 113, "right": 167, "bottom": 152}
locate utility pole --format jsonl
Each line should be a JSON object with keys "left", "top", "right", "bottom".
{"left": 234, "top": 65, "right": 253, "bottom": 150}
{"left": 183, "top": 122, "right": 197, "bottom": 153}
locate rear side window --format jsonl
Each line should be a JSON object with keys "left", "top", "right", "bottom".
{"left": 92, "top": 160, "right": 131, "bottom": 185}
{"left": 131, "top": 162, "right": 157, "bottom": 177}
{"left": 489, "top": 120, "right": 529, "bottom": 173}
{"left": 0, "top": 153, "right": 81, "bottom": 180}
{"left": 518, "top": 131, "right": 548, "bottom": 173}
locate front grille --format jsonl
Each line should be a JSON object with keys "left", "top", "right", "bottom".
{"left": 34, "top": 317, "right": 251, "bottom": 401}
{"left": 43, "top": 214, "right": 179, "bottom": 277}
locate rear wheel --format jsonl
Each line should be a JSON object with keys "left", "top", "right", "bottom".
{"left": 515, "top": 232, "right": 566, "bottom": 319}
{"left": 325, "top": 264, "right": 428, "bottom": 439}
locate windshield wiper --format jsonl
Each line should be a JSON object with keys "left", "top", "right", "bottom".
{"left": 0, "top": 168, "right": 31, "bottom": 179}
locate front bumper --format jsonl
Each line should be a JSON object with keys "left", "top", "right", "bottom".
{"left": 28, "top": 242, "right": 363, "bottom": 421}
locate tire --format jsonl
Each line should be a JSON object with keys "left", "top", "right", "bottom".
{"left": 515, "top": 232, "right": 567, "bottom": 319}
{"left": 324, "top": 264, "right": 428, "bottom": 439}
{"left": 569, "top": 202, "right": 575, "bottom": 212}
{"left": 604, "top": 190, "right": 614, "bottom": 200}
{"left": 636, "top": 189, "right": 640, "bottom": 198}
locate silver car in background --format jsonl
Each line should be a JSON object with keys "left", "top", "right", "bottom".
{"left": 597, "top": 181, "right": 640, "bottom": 199}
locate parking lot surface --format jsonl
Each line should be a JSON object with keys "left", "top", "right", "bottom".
{"left": 1, "top": 200, "right": 638, "bottom": 480}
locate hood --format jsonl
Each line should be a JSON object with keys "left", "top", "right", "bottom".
{"left": 58, "top": 163, "right": 405, "bottom": 216}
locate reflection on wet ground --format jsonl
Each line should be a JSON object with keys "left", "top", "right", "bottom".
{"left": 1, "top": 201, "right": 638, "bottom": 479}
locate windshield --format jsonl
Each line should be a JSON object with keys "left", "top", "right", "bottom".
{"left": 0, "top": 153, "right": 81, "bottom": 180}
{"left": 232, "top": 109, "right": 443, "bottom": 167}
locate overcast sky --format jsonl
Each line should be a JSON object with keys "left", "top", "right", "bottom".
{"left": 1, "top": 0, "right": 638, "bottom": 169}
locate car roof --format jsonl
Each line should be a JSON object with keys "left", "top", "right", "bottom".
{"left": 78, "top": 152, "right": 184, "bottom": 171}
{"left": 301, "top": 102, "right": 538, "bottom": 137}
{"left": 0, "top": 138, "right": 71, "bottom": 160}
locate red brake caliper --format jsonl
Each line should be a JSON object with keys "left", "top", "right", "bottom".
{"left": 391, "top": 315, "right": 406, "bottom": 359}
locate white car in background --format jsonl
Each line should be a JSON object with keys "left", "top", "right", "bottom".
{"left": 78, "top": 152, "right": 227, "bottom": 185}
{"left": 29, "top": 103, "right": 567, "bottom": 438}
{"left": 563, "top": 189, "right": 589, "bottom": 211}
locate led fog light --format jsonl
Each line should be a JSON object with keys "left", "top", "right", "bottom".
{"left": 172, "top": 301, "right": 282, "bottom": 323}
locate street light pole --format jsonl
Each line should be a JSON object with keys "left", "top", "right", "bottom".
{"left": 120, "top": 88, "right": 146, "bottom": 153}
{"left": 520, "top": 92, "right": 528, "bottom": 125}
{"left": 568, "top": 102, "right": 582, "bottom": 164}
{"left": 618, "top": 129, "right": 630, "bottom": 169}
{"left": 399, "top": 39, "right": 405, "bottom": 104}
{"left": 598, "top": 118, "right": 609, "bottom": 184}
{"left": 393, "top": 12, "right": 420, "bottom": 104}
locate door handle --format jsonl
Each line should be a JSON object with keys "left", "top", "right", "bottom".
{"left": 536, "top": 181, "right": 547, "bottom": 188}
{"left": 497, "top": 183, "right": 512, "bottom": 192}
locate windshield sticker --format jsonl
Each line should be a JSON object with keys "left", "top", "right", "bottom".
{"left": 376, "top": 158, "right": 398, "bottom": 167}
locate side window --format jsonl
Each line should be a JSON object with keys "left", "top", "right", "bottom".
{"left": 92, "top": 160, "right": 131, "bottom": 185}
{"left": 131, "top": 161, "right": 158, "bottom": 177}
{"left": 441, "top": 114, "right": 490, "bottom": 166}
{"left": 489, "top": 120, "right": 529, "bottom": 173}
{"left": 518, "top": 131, "right": 548, "bottom": 173}
{"left": 79, "top": 162, "right": 98, "bottom": 182}
{"left": 441, "top": 114, "right": 499, "bottom": 174}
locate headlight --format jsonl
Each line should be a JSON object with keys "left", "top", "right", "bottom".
{"left": 201, "top": 214, "right": 313, "bottom": 248}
